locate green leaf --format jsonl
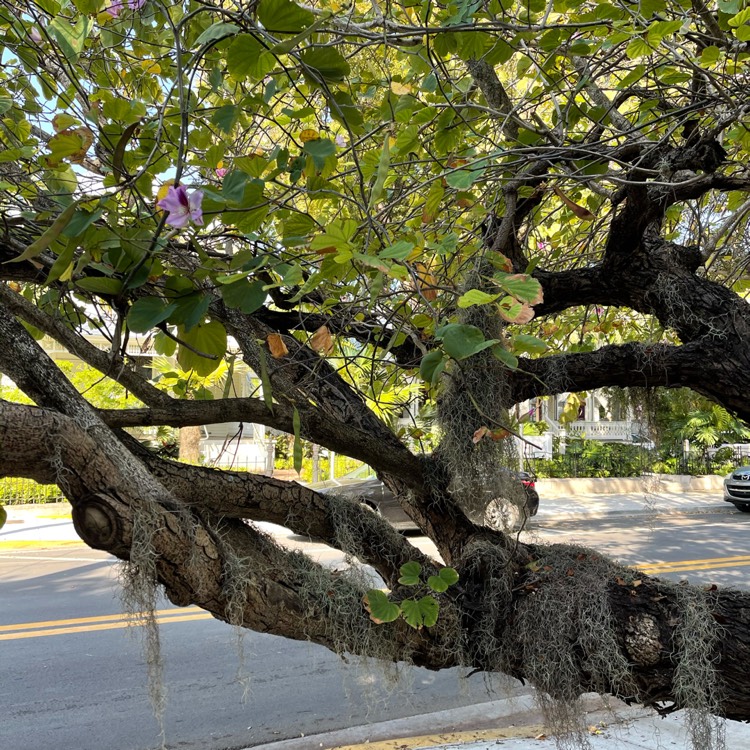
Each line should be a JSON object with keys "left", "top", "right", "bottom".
{"left": 258, "top": 0, "right": 315, "bottom": 34}
{"left": 457, "top": 289, "right": 499, "bottom": 308}
{"left": 257, "top": 345, "right": 274, "bottom": 414}
{"left": 427, "top": 575, "right": 449, "bottom": 593}
{"left": 227, "top": 35, "right": 276, "bottom": 80}
{"left": 625, "top": 37, "right": 653, "bottom": 59}
{"left": 496, "top": 273, "right": 544, "bottom": 304}
{"left": 75, "top": 276, "right": 123, "bottom": 295}
{"left": 439, "top": 566, "right": 459, "bottom": 586}
{"left": 177, "top": 321, "right": 227, "bottom": 377}
{"left": 293, "top": 406, "right": 303, "bottom": 474}
{"left": 728, "top": 6, "right": 750, "bottom": 26}
{"left": 47, "top": 240, "right": 76, "bottom": 284}
{"left": 300, "top": 47, "right": 351, "bottom": 82}
{"left": 419, "top": 350, "right": 445, "bottom": 385}
{"left": 514, "top": 334, "right": 548, "bottom": 354}
{"left": 128, "top": 297, "right": 177, "bottom": 333}
{"left": 492, "top": 343, "right": 519, "bottom": 369}
{"left": 310, "top": 219, "right": 357, "bottom": 252}
{"left": 445, "top": 169, "right": 479, "bottom": 190}
{"left": 62, "top": 207, "right": 104, "bottom": 238}
{"left": 154, "top": 331, "right": 177, "bottom": 357}
{"left": 328, "top": 91, "right": 364, "bottom": 134}
{"left": 364, "top": 590, "right": 401, "bottom": 624}
{"left": 437, "top": 323, "right": 498, "bottom": 360}
{"left": 48, "top": 16, "right": 90, "bottom": 61}
{"left": 194, "top": 22, "right": 240, "bottom": 48}
{"left": 212, "top": 104, "right": 239, "bottom": 134}
{"left": 379, "top": 240, "right": 414, "bottom": 260}
{"left": 369, "top": 135, "right": 390, "bottom": 207}
{"left": 303, "top": 138, "right": 336, "bottom": 170}
{"left": 398, "top": 561, "right": 422, "bottom": 586}
{"left": 220, "top": 278, "right": 268, "bottom": 314}
{"left": 221, "top": 170, "right": 249, "bottom": 203}
{"left": 400, "top": 596, "right": 439, "bottom": 628}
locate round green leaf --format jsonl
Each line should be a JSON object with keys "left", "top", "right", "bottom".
{"left": 427, "top": 575, "right": 449, "bottom": 593}
{"left": 364, "top": 589, "right": 401, "bottom": 624}
{"left": 401, "top": 595, "right": 439, "bottom": 628}
{"left": 177, "top": 320, "right": 227, "bottom": 377}
{"left": 439, "top": 566, "right": 459, "bottom": 585}
{"left": 300, "top": 47, "right": 351, "bottom": 82}
{"left": 437, "top": 323, "right": 498, "bottom": 360}
{"left": 127, "top": 297, "right": 177, "bottom": 333}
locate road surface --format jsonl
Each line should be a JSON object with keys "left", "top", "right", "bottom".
{"left": 2, "top": 509, "right": 749, "bottom": 750}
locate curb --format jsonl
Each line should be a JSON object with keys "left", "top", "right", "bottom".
{"left": 534, "top": 503, "right": 733, "bottom": 527}
{"left": 242, "top": 694, "right": 646, "bottom": 750}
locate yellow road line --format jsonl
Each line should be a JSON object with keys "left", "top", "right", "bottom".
{"left": 0, "top": 540, "right": 85, "bottom": 549}
{"left": 0, "top": 607, "right": 199, "bottom": 633}
{"left": 0, "top": 613, "right": 212, "bottom": 641}
{"left": 639, "top": 554, "right": 750, "bottom": 575}
{"left": 331, "top": 725, "right": 547, "bottom": 749}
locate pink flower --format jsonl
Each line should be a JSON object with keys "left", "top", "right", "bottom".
{"left": 335, "top": 134, "right": 347, "bottom": 148}
{"left": 29, "top": 26, "right": 42, "bottom": 43}
{"left": 106, "top": 0, "right": 145, "bottom": 16}
{"left": 157, "top": 185, "right": 204, "bottom": 228}
{"left": 215, "top": 167, "right": 228, "bottom": 178}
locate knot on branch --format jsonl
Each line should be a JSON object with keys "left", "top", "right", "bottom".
{"left": 72, "top": 493, "right": 126, "bottom": 553}
{"left": 625, "top": 613, "right": 663, "bottom": 666}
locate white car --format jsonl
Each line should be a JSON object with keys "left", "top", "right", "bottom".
{"left": 724, "top": 466, "right": 750, "bottom": 512}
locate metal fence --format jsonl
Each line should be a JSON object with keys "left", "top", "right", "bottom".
{"left": 0, "top": 477, "right": 65, "bottom": 504}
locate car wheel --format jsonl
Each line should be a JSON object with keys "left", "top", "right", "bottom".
{"left": 484, "top": 500, "right": 528, "bottom": 531}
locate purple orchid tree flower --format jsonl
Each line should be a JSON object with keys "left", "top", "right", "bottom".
{"left": 157, "top": 185, "right": 204, "bottom": 229}
{"left": 107, "top": 0, "right": 146, "bottom": 16}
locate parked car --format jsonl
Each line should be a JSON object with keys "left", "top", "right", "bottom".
{"left": 321, "top": 471, "right": 539, "bottom": 532}
{"left": 724, "top": 466, "right": 750, "bottom": 512}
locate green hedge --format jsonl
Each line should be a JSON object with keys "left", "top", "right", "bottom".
{"left": 0, "top": 477, "right": 65, "bottom": 505}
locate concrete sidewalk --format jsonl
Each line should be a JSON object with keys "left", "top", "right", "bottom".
{"left": 245, "top": 694, "right": 746, "bottom": 750}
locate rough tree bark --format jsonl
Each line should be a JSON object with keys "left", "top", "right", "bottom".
{"left": 4, "top": 13, "right": 750, "bottom": 731}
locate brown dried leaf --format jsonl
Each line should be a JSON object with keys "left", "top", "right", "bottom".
{"left": 553, "top": 186, "right": 596, "bottom": 221}
{"left": 310, "top": 325, "right": 334, "bottom": 355}
{"left": 472, "top": 426, "right": 491, "bottom": 444}
{"left": 267, "top": 333, "right": 289, "bottom": 358}
{"left": 414, "top": 262, "right": 439, "bottom": 301}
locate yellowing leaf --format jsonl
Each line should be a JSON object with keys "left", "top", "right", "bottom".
{"left": 140, "top": 60, "right": 161, "bottom": 74}
{"left": 46, "top": 127, "right": 94, "bottom": 166}
{"left": 390, "top": 81, "right": 412, "bottom": 95}
{"left": 310, "top": 325, "right": 334, "bottom": 355}
{"left": 52, "top": 113, "right": 80, "bottom": 133}
{"left": 267, "top": 333, "right": 289, "bottom": 358}
{"left": 414, "top": 262, "right": 438, "bottom": 302}
{"left": 499, "top": 297, "right": 535, "bottom": 324}
{"left": 299, "top": 129, "right": 320, "bottom": 143}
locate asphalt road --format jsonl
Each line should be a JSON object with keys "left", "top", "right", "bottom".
{"left": 2, "top": 510, "right": 750, "bottom": 750}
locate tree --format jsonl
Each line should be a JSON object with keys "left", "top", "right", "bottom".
{"left": 3, "top": 0, "right": 750, "bottom": 745}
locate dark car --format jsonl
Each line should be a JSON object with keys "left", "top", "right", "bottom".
{"left": 724, "top": 466, "right": 750, "bottom": 512}
{"left": 324, "top": 471, "right": 539, "bottom": 532}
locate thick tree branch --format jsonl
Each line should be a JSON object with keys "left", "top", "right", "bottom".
{"left": 0, "top": 282, "right": 172, "bottom": 408}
